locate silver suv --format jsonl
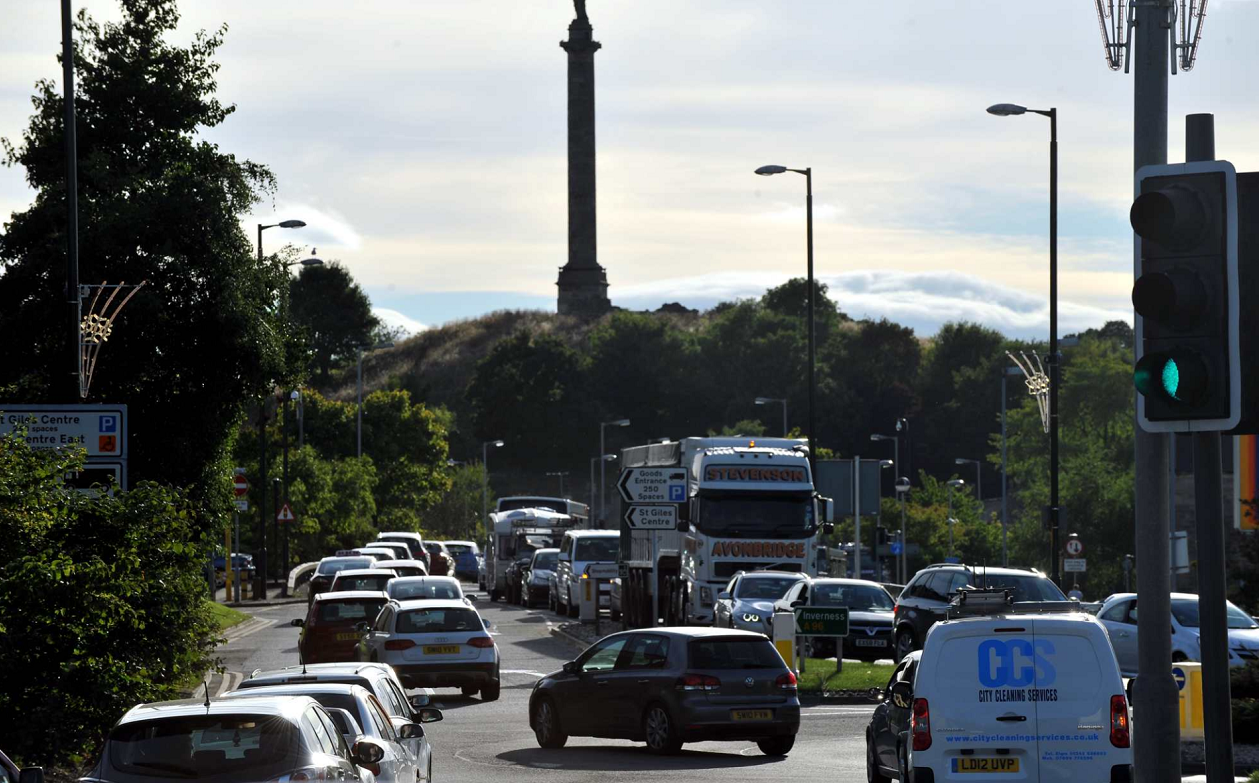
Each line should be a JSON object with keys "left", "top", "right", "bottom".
{"left": 553, "top": 530, "right": 620, "bottom": 618}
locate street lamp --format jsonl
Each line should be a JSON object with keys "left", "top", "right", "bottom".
{"left": 356, "top": 342, "right": 395, "bottom": 458}
{"left": 599, "top": 419, "right": 630, "bottom": 527}
{"left": 754, "top": 164, "right": 816, "bottom": 473}
{"left": 946, "top": 478, "right": 966, "bottom": 559}
{"left": 481, "top": 440, "right": 505, "bottom": 532}
{"left": 988, "top": 101, "right": 1060, "bottom": 586}
{"left": 257, "top": 220, "right": 307, "bottom": 261}
{"left": 754, "top": 397, "right": 788, "bottom": 437}
{"left": 894, "top": 475, "right": 911, "bottom": 582}
{"left": 546, "top": 471, "right": 570, "bottom": 497}
{"left": 590, "top": 454, "right": 617, "bottom": 521}
{"left": 955, "top": 458, "right": 982, "bottom": 504}
{"left": 871, "top": 432, "right": 905, "bottom": 580}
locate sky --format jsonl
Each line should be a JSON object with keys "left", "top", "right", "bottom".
{"left": 4, "top": 1, "right": 1259, "bottom": 339}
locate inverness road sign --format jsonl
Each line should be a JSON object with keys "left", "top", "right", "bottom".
{"left": 794, "top": 606, "right": 849, "bottom": 637}
{"left": 623, "top": 504, "right": 678, "bottom": 530}
{"left": 617, "top": 468, "right": 688, "bottom": 504}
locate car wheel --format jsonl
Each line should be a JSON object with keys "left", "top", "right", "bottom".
{"left": 867, "top": 729, "right": 891, "bottom": 783}
{"left": 643, "top": 704, "right": 682, "bottom": 754}
{"left": 894, "top": 629, "right": 916, "bottom": 663}
{"left": 482, "top": 678, "right": 501, "bottom": 701}
{"left": 758, "top": 735, "right": 795, "bottom": 757}
{"left": 533, "top": 697, "right": 568, "bottom": 749}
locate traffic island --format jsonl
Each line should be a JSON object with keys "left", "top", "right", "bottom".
{"left": 796, "top": 660, "right": 893, "bottom": 704}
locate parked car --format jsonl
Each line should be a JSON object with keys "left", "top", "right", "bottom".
{"left": 553, "top": 530, "right": 620, "bottom": 618}
{"left": 78, "top": 696, "right": 385, "bottom": 783}
{"left": 377, "top": 532, "right": 431, "bottom": 571}
{"left": 295, "top": 591, "right": 390, "bottom": 664}
{"left": 608, "top": 577, "right": 622, "bottom": 622}
{"left": 713, "top": 571, "right": 808, "bottom": 635}
{"left": 224, "top": 683, "right": 442, "bottom": 783}
{"left": 892, "top": 564, "right": 1065, "bottom": 661}
{"left": 422, "top": 542, "right": 456, "bottom": 577}
{"left": 886, "top": 588, "right": 1132, "bottom": 783}
{"left": 1096, "top": 591, "right": 1259, "bottom": 676}
{"left": 529, "top": 627, "right": 799, "bottom": 755}
{"left": 212, "top": 552, "right": 254, "bottom": 572}
{"left": 504, "top": 553, "right": 534, "bottom": 605}
{"left": 865, "top": 650, "right": 920, "bottom": 782}
{"left": 352, "top": 547, "right": 399, "bottom": 562}
{"left": 775, "top": 578, "right": 896, "bottom": 661}
{"left": 358, "top": 599, "right": 500, "bottom": 699}
{"left": 442, "top": 540, "right": 481, "bottom": 582}
{"left": 331, "top": 569, "right": 398, "bottom": 595}
{"left": 385, "top": 576, "right": 472, "bottom": 605}
{"left": 379, "top": 560, "right": 429, "bottom": 578}
{"left": 520, "top": 548, "right": 559, "bottom": 608}
{"left": 365, "top": 542, "right": 413, "bottom": 562}
{"left": 477, "top": 552, "right": 488, "bottom": 591}
{"left": 238, "top": 662, "right": 428, "bottom": 722}
{"left": 309, "top": 556, "right": 377, "bottom": 605}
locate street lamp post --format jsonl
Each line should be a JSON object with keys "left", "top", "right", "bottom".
{"left": 599, "top": 419, "right": 630, "bottom": 528}
{"left": 872, "top": 432, "right": 901, "bottom": 580}
{"left": 755, "top": 165, "right": 816, "bottom": 474}
{"left": 946, "top": 478, "right": 966, "bottom": 559}
{"left": 895, "top": 476, "right": 910, "bottom": 582}
{"left": 988, "top": 102, "right": 1059, "bottom": 586}
{"left": 256, "top": 219, "right": 306, "bottom": 261}
{"left": 590, "top": 455, "right": 617, "bottom": 523}
{"left": 356, "top": 342, "right": 395, "bottom": 458}
{"left": 954, "top": 458, "right": 982, "bottom": 505}
{"left": 878, "top": 459, "right": 893, "bottom": 580}
{"left": 755, "top": 397, "right": 788, "bottom": 437}
{"left": 481, "top": 440, "right": 505, "bottom": 533}
{"left": 547, "top": 471, "right": 570, "bottom": 497}
{"left": 280, "top": 390, "right": 297, "bottom": 597}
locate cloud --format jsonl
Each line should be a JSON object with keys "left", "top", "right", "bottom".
{"left": 373, "top": 307, "right": 427, "bottom": 337}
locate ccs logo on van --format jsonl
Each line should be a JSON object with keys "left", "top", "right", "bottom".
{"left": 975, "top": 639, "right": 1060, "bottom": 703}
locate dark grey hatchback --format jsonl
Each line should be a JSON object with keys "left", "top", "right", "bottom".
{"left": 529, "top": 627, "right": 800, "bottom": 755}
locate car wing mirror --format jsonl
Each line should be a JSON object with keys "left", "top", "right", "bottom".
{"left": 717, "top": 591, "right": 731, "bottom": 601}
{"left": 467, "top": 594, "right": 479, "bottom": 601}
{"left": 417, "top": 706, "right": 444, "bottom": 723}
{"left": 355, "top": 621, "right": 370, "bottom": 633}
{"left": 408, "top": 693, "right": 431, "bottom": 710}
{"left": 290, "top": 618, "right": 305, "bottom": 627}
{"left": 562, "top": 660, "right": 580, "bottom": 675}
{"left": 397, "top": 721, "right": 424, "bottom": 740}
{"left": 791, "top": 599, "right": 806, "bottom": 608}
{"left": 890, "top": 681, "right": 913, "bottom": 709}
{"left": 18, "top": 769, "right": 45, "bottom": 783}
{"left": 482, "top": 618, "right": 491, "bottom": 629}
{"left": 351, "top": 739, "right": 385, "bottom": 766}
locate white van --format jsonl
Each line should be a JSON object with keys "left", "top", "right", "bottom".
{"left": 899, "top": 590, "right": 1132, "bottom": 783}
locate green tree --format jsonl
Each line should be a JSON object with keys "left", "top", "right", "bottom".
{"left": 0, "top": 0, "right": 298, "bottom": 515}
{"left": 284, "top": 446, "right": 378, "bottom": 561}
{"left": 424, "top": 463, "right": 490, "bottom": 541}
{"left": 360, "top": 389, "right": 452, "bottom": 529}
{"left": 289, "top": 261, "right": 381, "bottom": 382}
{"left": 587, "top": 311, "right": 702, "bottom": 437}
{"left": 819, "top": 318, "right": 921, "bottom": 457}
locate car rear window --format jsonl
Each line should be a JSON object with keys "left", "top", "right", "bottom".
{"left": 533, "top": 552, "right": 559, "bottom": 571}
{"left": 446, "top": 543, "right": 473, "bottom": 556}
{"left": 390, "top": 581, "right": 462, "bottom": 601}
{"left": 813, "top": 584, "right": 894, "bottom": 611}
{"left": 979, "top": 574, "right": 1067, "bottom": 602}
{"left": 108, "top": 715, "right": 300, "bottom": 779}
{"left": 396, "top": 607, "right": 481, "bottom": 633}
{"left": 317, "top": 599, "right": 385, "bottom": 623}
{"left": 333, "top": 575, "right": 391, "bottom": 592}
{"left": 735, "top": 577, "right": 800, "bottom": 600}
{"left": 574, "top": 538, "right": 619, "bottom": 561}
{"left": 688, "top": 638, "right": 784, "bottom": 670}
{"left": 317, "top": 557, "right": 372, "bottom": 576}
{"left": 389, "top": 566, "right": 427, "bottom": 578}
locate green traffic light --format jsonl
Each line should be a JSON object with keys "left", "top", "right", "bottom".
{"left": 1162, "top": 358, "right": 1180, "bottom": 400}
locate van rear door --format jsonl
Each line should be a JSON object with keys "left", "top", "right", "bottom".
{"left": 925, "top": 623, "right": 1038, "bottom": 781}
{"left": 1031, "top": 617, "right": 1130, "bottom": 783}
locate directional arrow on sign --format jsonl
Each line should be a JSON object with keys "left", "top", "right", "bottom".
{"left": 276, "top": 503, "right": 295, "bottom": 523}
{"left": 617, "top": 468, "right": 688, "bottom": 504}
{"left": 624, "top": 504, "right": 679, "bottom": 530}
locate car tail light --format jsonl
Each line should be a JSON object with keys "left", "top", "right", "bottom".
{"left": 289, "top": 766, "right": 332, "bottom": 781}
{"left": 775, "top": 672, "right": 798, "bottom": 691}
{"left": 1110, "top": 694, "right": 1130, "bottom": 748}
{"left": 676, "top": 673, "right": 721, "bottom": 691}
{"left": 384, "top": 639, "right": 415, "bottom": 651}
{"left": 892, "top": 603, "right": 899, "bottom": 617}
{"left": 911, "top": 698, "right": 931, "bottom": 750}
{"left": 468, "top": 636, "right": 495, "bottom": 648}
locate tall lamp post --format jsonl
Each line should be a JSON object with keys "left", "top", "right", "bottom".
{"left": 946, "top": 478, "right": 966, "bottom": 559}
{"left": 755, "top": 397, "right": 788, "bottom": 437}
{"left": 987, "top": 102, "right": 1059, "bottom": 586}
{"left": 547, "top": 471, "right": 570, "bottom": 497}
{"left": 894, "top": 476, "right": 910, "bottom": 582}
{"left": 355, "top": 341, "right": 395, "bottom": 458}
{"left": 599, "top": 419, "right": 630, "bottom": 527}
{"left": 590, "top": 454, "right": 617, "bottom": 519}
{"left": 878, "top": 459, "right": 893, "bottom": 580}
{"left": 754, "top": 164, "right": 816, "bottom": 473}
{"left": 481, "top": 440, "right": 505, "bottom": 533}
{"left": 871, "top": 432, "right": 901, "bottom": 580}
{"left": 954, "top": 458, "right": 982, "bottom": 505}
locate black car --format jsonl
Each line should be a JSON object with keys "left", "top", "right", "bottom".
{"left": 307, "top": 556, "right": 375, "bottom": 605}
{"left": 774, "top": 578, "right": 895, "bottom": 661}
{"left": 528, "top": 628, "right": 800, "bottom": 756}
{"left": 504, "top": 554, "right": 533, "bottom": 605}
{"left": 866, "top": 650, "right": 921, "bottom": 783}
{"left": 892, "top": 564, "right": 1065, "bottom": 661}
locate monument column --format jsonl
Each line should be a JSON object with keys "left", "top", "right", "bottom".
{"left": 556, "top": 0, "right": 611, "bottom": 317}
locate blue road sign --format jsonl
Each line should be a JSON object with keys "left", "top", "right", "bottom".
{"left": 1172, "top": 667, "right": 1186, "bottom": 691}
{"left": 944, "top": 556, "right": 961, "bottom": 564}
{"left": 890, "top": 541, "right": 903, "bottom": 555}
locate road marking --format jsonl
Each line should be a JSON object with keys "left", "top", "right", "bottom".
{"left": 222, "top": 617, "right": 276, "bottom": 643}
{"left": 501, "top": 669, "right": 546, "bottom": 678}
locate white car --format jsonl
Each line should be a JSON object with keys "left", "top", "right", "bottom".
{"left": 331, "top": 568, "right": 398, "bottom": 594}
{"left": 225, "top": 682, "right": 443, "bottom": 783}
{"left": 890, "top": 589, "right": 1132, "bottom": 783}
{"left": 358, "top": 599, "right": 501, "bottom": 700}
{"left": 553, "top": 530, "right": 620, "bottom": 618}
{"left": 713, "top": 570, "right": 807, "bottom": 634}
{"left": 380, "top": 559, "right": 430, "bottom": 578}
{"left": 1096, "top": 591, "right": 1259, "bottom": 676}
{"left": 386, "top": 575, "right": 475, "bottom": 606}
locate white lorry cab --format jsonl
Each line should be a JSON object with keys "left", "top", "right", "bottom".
{"left": 897, "top": 589, "right": 1132, "bottom": 783}
{"left": 485, "top": 507, "right": 575, "bottom": 602}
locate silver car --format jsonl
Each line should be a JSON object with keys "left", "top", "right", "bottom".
{"left": 713, "top": 571, "right": 807, "bottom": 634}
{"left": 358, "top": 599, "right": 501, "bottom": 700}
{"left": 1097, "top": 591, "right": 1259, "bottom": 676}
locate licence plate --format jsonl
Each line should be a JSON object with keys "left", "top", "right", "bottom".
{"left": 952, "top": 758, "right": 1019, "bottom": 774}
{"left": 335, "top": 632, "right": 359, "bottom": 641}
{"left": 854, "top": 639, "right": 887, "bottom": 647}
{"left": 423, "top": 645, "right": 460, "bottom": 655}
{"left": 730, "top": 709, "right": 772, "bottom": 721}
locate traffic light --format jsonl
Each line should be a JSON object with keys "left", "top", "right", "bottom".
{"left": 1131, "top": 161, "right": 1239, "bottom": 431}
{"left": 876, "top": 527, "right": 888, "bottom": 546}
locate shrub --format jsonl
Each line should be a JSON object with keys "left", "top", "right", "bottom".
{"left": 0, "top": 432, "right": 218, "bottom": 765}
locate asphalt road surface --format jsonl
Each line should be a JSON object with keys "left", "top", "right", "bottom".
{"left": 209, "top": 583, "right": 873, "bottom": 782}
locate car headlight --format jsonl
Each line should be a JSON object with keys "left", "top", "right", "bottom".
{"left": 742, "top": 613, "right": 761, "bottom": 624}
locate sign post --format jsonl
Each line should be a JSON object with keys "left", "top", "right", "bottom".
{"left": 623, "top": 504, "right": 678, "bottom": 530}
{"left": 617, "top": 468, "right": 688, "bottom": 504}
{"left": 0, "top": 404, "right": 129, "bottom": 493}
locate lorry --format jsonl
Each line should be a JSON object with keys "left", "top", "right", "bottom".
{"left": 495, "top": 496, "right": 590, "bottom": 524}
{"left": 485, "top": 506, "right": 577, "bottom": 602}
{"left": 617, "top": 437, "right": 834, "bottom": 628}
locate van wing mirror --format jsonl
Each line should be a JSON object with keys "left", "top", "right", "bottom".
{"left": 823, "top": 497, "right": 835, "bottom": 523}
{"left": 889, "top": 681, "right": 913, "bottom": 709}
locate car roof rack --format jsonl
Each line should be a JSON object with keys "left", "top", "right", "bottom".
{"left": 946, "top": 587, "right": 1083, "bottom": 619}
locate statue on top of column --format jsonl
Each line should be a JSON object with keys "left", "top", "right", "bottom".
{"left": 574, "top": 0, "right": 588, "bottom": 23}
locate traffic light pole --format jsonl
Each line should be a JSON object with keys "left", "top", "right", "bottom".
{"left": 1186, "top": 113, "right": 1234, "bottom": 783}
{"left": 1131, "top": 3, "right": 1179, "bottom": 782}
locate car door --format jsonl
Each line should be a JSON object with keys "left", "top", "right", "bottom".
{"left": 602, "top": 633, "right": 673, "bottom": 738}
{"left": 362, "top": 694, "right": 415, "bottom": 783}
{"left": 1098, "top": 599, "right": 1138, "bottom": 674}
{"left": 560, "top": 635, "right": 630, "bottom": 735}
{"left": 871, "top": 656, "right": 913, "bottom": 770}
{"left": 362, "top": 605, "right": 393, "bottom": 661}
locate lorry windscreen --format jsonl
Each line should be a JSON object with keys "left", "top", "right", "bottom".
{"left": 697, "top": 492, "right": 814, "bottom": 538}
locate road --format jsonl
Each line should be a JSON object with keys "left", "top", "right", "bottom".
{"left": 208, "top": 584, "right": 873, "bottom": 782}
